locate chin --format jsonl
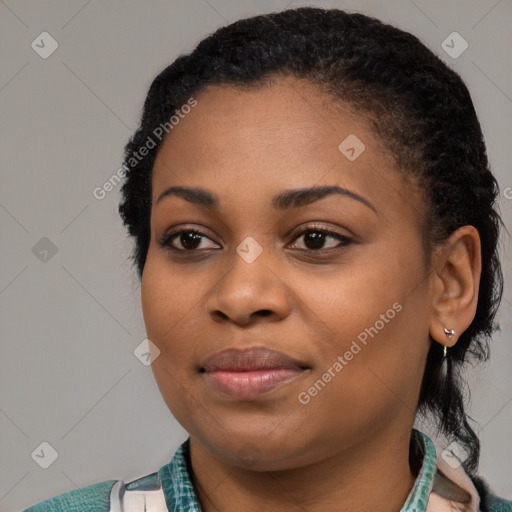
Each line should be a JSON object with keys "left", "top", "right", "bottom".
{"left": 190, "top": 425, "right": 320, "bottom": 472}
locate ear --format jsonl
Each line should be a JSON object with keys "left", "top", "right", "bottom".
{"left": 429, "top": 225, "right": 482, "bottom": 347}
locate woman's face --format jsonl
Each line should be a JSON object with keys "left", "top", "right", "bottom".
{"left": 141, "top": 78, "right": 434, "bottom": 470}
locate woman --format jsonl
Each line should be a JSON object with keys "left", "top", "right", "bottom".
{"left": 24, "top": 7, "right": 511, "bottom": 512}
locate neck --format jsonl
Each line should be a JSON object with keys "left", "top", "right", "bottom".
{"left": 189, "top": 426, "right": 419, "bottom": 512}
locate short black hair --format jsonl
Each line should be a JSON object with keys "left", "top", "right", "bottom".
{"left": 118, "top": 7, "right": 503, "bottom": 475}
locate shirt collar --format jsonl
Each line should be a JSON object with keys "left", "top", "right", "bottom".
{"left": 401, "top": 429, "right": 438, "bottom": 511}
{"left": 158, "top": 428, "right": 438, "bottom": 512}
{"left": 158, "top": 436, "right": 202, "bottom": 512}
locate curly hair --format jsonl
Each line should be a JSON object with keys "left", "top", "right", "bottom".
{"left": 118, "top": 7, "right": 503, "bottom": 475}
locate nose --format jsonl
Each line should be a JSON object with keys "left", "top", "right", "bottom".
{"left": 204, "top": 243, "right": 291, "bottom": 326}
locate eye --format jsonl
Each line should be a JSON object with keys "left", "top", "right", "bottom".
{"left": 289, "top": 225, "right": 353, "bottom": 251}
{"left": 158, "top": 224, "right": 353, "bottom": 255}
{"left": 159, "top": 228, "right": 220, "bottom": 252}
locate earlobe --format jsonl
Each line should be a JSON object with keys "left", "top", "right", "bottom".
{"left": 428, "top": 225, "right": 481, "bottom": 347}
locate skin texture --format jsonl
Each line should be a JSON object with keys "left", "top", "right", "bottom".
{"left": 141, "top": 78, "right": 481, "bottom": 512}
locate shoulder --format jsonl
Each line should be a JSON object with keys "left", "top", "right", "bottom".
{"left": 22, "top": 471, "right": 167, "bottom": 512}
{"left": 22, "top": 479, "right": 118, "bottom": 512}
{"left": 471, "top": 475, "right": 512, "bottom": 512}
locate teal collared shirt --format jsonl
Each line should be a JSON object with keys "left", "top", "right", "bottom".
{"left": 24, "top": 428, "right": 512, "bottom": 511}
{"left": 157, "top": 429, "right": 437, "bottom": 512}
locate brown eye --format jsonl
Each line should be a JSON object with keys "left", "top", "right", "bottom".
{"left": 159, "top": 229, "right": 220, "bottom": 252}
{"left": 290, "top": 228, "right": 353, "bottom": 251}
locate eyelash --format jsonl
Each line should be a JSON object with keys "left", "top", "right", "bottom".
{"left": 158, "top": 224, "right": 354, "bottom": 256}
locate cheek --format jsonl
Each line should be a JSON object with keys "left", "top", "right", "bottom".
{"left": 297, "top": 246, "right": 429, "bottom": 408}
{"left": 141, "top": 252, "right": 219, "bottom": 384}
{"left": 141, "top": 254, "right": 196, "bottom": 355}
{"left": 141, "top": 257, "right": 201, "bottom": 419}
{"left": 296, "top": 259, "right": 404, "bottom": 351}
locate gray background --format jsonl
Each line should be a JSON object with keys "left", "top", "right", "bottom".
{"left": 0, "top": 1, "right": 511, "bottom": 510}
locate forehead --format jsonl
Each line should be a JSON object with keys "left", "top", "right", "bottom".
{"left": 155, "top": 79, "right": 353, "bottom": 173}
{"left": 151, "top": 78, "right": 421, "bottom": 224}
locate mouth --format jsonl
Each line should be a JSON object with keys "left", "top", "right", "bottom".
{"left": 199, "top": 346, "right": 310, "bottom": 400}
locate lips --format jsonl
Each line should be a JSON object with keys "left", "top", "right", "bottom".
{"left": 200, "top": 346, "right": 309, "bottom": 400}
{"left": 201, "top": 346, "right": 308, "bottom": 372}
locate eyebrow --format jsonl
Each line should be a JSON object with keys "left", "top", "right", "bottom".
{"left": 156, "top": 185, "right": 377, "bottom": 214}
